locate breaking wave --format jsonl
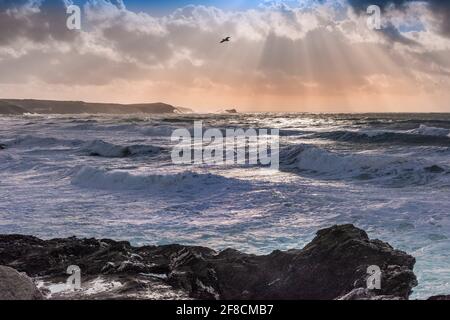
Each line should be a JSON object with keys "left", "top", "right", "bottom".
{"left": 408, "top": 124, "right": 450, "bottom": 137}
{"left": 5, "top": 135, "right": 83, "bottom": 148}
{"left": 3, "top": 136, "right": 164, "bottom": 158}
{"left": 312, "top": 126, "right": 450, "bottom": 146}
{"left": 280, "top": 144, "right": 448, "bottom": 186}
{"left": 142, "top": 125, "right": 179, "bottom": 137}
{"left": 79, "top": 140, "right": 163, "bottom": 158}
{"left": 71, "top": 166, "right": 237, "bottom": 191}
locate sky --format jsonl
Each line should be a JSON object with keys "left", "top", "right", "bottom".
{"left": 123, "top": 0, "right": 262, "bottom": 13}
{"left": 0, "top": 0, "right": 450, "bottom": 112}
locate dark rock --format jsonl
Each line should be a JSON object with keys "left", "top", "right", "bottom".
{"left": 0, "top": 144, "right": 5, "bottom": 150}
{"left": 338, "top": 288, "right": 403, "bottom": 300}
{"left": 225, "top": 109, "right": 238, "bottom": 114}
{"left": 428, "top": 295, "right": 450, "bottom": 300}
{"left": 0, "top": 266, "right": 43, "bottom": 300}
{"left": 0, "top": 225, "right": 418, "bottom": 300}
{"left": 424, "top": 165, "right": 445, "bottom": 173}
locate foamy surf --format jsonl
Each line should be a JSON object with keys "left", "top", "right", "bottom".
{"left": 71, "top": 166, "right": 238, "bottom": 192}
{"left": 2, "top": 113, "right": 450, "bottom": 299}
{"left": 6, "top": 135, "right": 84, "bottom": 148}
{"left": 280, "top": 143, "right": 449, "bottom": 186}
{"left": 409, "top": 124, "right": 450, "bottom": 137}
{"left": 79, "top": 140, "right": 163, "bottom": 158}
{"left": 311, "top": 128, "right": 450, "bottom": 146}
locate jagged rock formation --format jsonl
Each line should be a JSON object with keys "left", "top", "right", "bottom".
{"left": 0, "top": 225, "right": 418, "bottom": 300}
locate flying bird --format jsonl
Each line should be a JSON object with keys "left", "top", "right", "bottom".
{"left": 220, "top": 37, "right": 231, "bottom": 44}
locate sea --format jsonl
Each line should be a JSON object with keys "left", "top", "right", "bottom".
{"left": 1, "top": 112, "right": 450, "bottom": 299}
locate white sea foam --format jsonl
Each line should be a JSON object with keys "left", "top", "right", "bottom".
{"left": 71, "top": 166, "right": 232, "bottom": 191}
{"left": 79, "top": 140, "right": 162, "bottom": 158}
{"left": 143, "top": 125, "right": 179, "bottom": 136}
{"left": 409, "top": 124, "right": 450, "bottom": 137}
{"left": 280, "top": 144, "right": 448, "bottom": 186}
{"left": 6, "top": 135, "right": 83, "bottom": 148}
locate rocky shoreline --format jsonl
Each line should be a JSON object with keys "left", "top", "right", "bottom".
{"left": 0, "top": 224, "right": 446, "bottom": 300}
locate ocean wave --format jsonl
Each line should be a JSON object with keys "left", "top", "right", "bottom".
{"left": 71, "top": 166, "right": 234, "bottom": 191}
{"left": 68, "top": 119, "right": 99, "bottom": 124}
{"left": 67, "top": 123, "right": 140, "bottom": 132}
{"left": 5, "top": 135, "right": 84, "bottom": 148}
{"left": 312, "top": 127, "right": 450, "bottom": 145}
{"left": 280, "top": 144, "right": 448, "bottom": 186}
{"left": 142, "top": 125, "right": 180, "bottom": 137}
{"left": 408, "top": 124, "right": 450, "bottom": 137}
{"left": 79, "top": 140, "right": 163, "bottom": 158}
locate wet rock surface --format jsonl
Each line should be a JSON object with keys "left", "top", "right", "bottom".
{"left": 0, "top": 266, "right": 43, "bottom": 300}
{"left": 0, "top": 225, "right": 418, "bottom": 300}
{"left": 428, "top": 295, "right": 450, "bottom": 300}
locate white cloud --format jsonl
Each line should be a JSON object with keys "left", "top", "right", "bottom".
{"left": 0, "top": 0, "right": 449, "bottom": 111}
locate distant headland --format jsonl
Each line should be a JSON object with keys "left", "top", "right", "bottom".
{"left": 0, "top": 99, "right": 192, "bottom": 115}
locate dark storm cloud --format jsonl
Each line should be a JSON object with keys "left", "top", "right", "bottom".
{"left": 378, "top": 22, "right": 420, "bottom": 46}
{"left": 428, "top": 1, "right": 450, "bottom": 36}
{"left": 0, "top": 0, "right": 132, "bottom": 46}
{"left": 346, "top": 0, "right": 411, "bottom": 12}
{"left": 346, "top": 0, "right": 450, "bottom": 37}
{"left": 0, "top": 0, "right": 77, "bottom": 45}
{"left": 0, "top": 0, "right": 30, "bottom": 9}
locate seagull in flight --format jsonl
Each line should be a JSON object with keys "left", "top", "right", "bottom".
{"left": 220, "top": 36, "right": 231, "bottom": 44}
